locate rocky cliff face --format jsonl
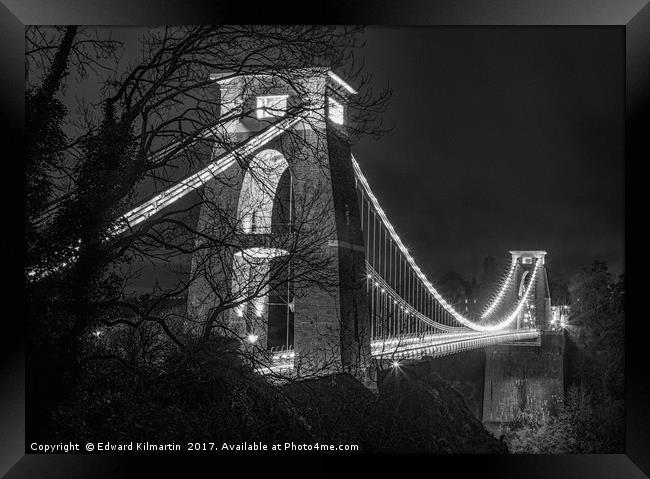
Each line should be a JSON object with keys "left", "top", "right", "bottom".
{"left": 283, "top": 364, "right": 507, "bottom": 453}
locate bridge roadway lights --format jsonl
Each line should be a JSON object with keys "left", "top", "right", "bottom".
{"left": 370, "top": 330, "right": 541, "bottom": 360}
{"left": 254, "top": 349, "right": 296, "bottom": 375}
{"left": 257, "top": 330, "right": 541, "bottom": 375}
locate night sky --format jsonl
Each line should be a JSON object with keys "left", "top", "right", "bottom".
{"left": 59, "top": 26, "right": 625, "bottom": 285}
{"left": 353, "top": 27, "right": 624, "bottom": 282}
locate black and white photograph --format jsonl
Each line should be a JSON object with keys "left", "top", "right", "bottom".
{"left": 4, "top": 1, "right": 649, "bottom": 476}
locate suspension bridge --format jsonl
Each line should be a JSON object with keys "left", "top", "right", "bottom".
{"left": 262, "top": 155, "right": 546, "bottom": 374}
{"left": 30, "top": 70, "right": 557, "bottom": 384}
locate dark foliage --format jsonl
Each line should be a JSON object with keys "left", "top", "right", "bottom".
{"left": 283, "top": 368, "right": 506, "bottom": 453}
{"left": 53, "top": 349, "right": 505, "bottom": 453}
{"left": 502, "top": 260, "right": 624, "bottom": 453}
{"left": 54, "top": 336, "right": 314, "bottom": 445}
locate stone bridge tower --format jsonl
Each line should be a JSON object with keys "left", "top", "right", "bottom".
{"left": 186, "top": 70, "right": 370, "bottom": 376}
{"left": 509, "top": 250, "right": 552, "bottom": 330}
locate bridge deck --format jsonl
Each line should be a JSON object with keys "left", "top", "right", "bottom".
{"left": 257, "top": 329, "right": 541, "bottom": 375}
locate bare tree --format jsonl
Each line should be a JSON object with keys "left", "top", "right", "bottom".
{"left": 26, "top": 25, "right": 390, "bottom": 437}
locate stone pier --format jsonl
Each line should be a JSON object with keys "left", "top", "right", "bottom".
{"left": 482, "top": 330, "right": 565, "bottom": 436}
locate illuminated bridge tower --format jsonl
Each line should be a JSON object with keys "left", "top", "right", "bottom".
{"left": 187, "top": 70, "right": 370, "bottom": 376}
{"left": 509, "top": 250, "right": 552, "bottom": 330}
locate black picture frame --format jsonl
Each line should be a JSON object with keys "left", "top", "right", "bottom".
{"left": 3, "top": 0, "right": 648, "bottom": 476}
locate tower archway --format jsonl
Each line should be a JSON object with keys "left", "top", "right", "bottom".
{"left": 231, "top": 149, "right": 294, "bottom": 349}
{"left": 237, "top": 149, "right": 289, "bottom": 234}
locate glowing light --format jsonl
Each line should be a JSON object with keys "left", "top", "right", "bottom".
{"left": 252, "top": 295, "right": 265, "bottom": 318}
{"left": 241, "top": 216, "right": 252, "bottom": 233}
{"left": 481, "top": 257, "right": 517, "bottom": 319}
{"left": 365, "top": 263, "right": 467, "bottom": 334}
{"left": 367, "top": 274, "right": 372, "bottom": 279}
{"left": 247, "top": 334, "right": 259, "bottom": 344}
{"left": 328, "top": 97, "right": 344, "bottom": 125}
{"left": 92, "top": 330, "right": 102, "bottom": 338}
{"left": 233, "top": 247, "right": 288, "bottom": 260}
{"left": 256, "top": 95, "right": 289, "bottom": 119}
{"left": 328, "top": 71, "right": 358, "bottom": 94}
{"left": 391, "top": 361, "right": 400, "bottom": 368}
